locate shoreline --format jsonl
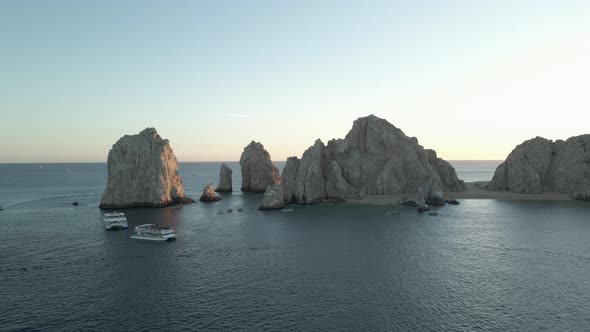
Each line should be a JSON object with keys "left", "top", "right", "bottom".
{"left": 345, "top": 181, "right": 574, "bottom": 205}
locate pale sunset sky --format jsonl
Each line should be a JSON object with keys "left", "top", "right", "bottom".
{"left": 1, "top": 1, "right": 589, "bottom": 163}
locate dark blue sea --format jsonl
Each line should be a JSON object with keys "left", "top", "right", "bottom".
{"left": 1, "top": 161, "right": 590, "bottom": 331}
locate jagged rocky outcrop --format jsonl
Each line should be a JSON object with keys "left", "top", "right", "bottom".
{"left": 239, "top": 141, "right": 281, "bottom": 192}
{"left": 424, "top": 174, "right": 446, "bottom": 206}
{"left": 261, "top": 115, "right": 465, "bottom": 206}
{"left": 283, "top": 139, "right": 328, "bottom": 204}
{"left": 416, "top": 188, "right": 430, "bottom": 212}
{"left": 325, "top": 160, "right": 358, "bottom": 199}
{"left": 200, "top": 184, "right": 222, "bottom": 202}
{"left": 100, "top": 128, "right": 192, "bottom": 209}
{"left": 488, "top": 135, "right": 590, "bottom": 200}
{"left": 259, "top": 184, "right": 285, "bottom": 210}
{"left": 216, "top": 163, "right": 233, "bottom": 192}
{"left": 426, "top": 149, "right": 466, "bottom": 192}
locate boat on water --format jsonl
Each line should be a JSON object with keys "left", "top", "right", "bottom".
{"left": 281, "top": 204, "right": 295, "bottom": 212}
{"left": 103, "top": 212, "right": 128, "bottom": 230}
{"left": 131, "top": 224, "right": 176, "bottom": 241}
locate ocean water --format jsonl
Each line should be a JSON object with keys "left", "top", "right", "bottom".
{"left": 449, "top": 160, "right": 503, "bottom": 183}
{"left": 1, "top": 162, "right": 590, "bottom": 331}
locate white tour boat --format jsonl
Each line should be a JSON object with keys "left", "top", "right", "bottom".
{"left": 103, "top": 212, "right": 128, "bottom": 230}
{"left": 131, "top": 224, "right": 176, "bottom": 241}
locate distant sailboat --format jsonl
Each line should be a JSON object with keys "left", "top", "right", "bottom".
{"left": 67, "top": 169, "right": 72, "bottom": 172}
{"left": 40, "top": 164, "right": 43, "bottom": 170}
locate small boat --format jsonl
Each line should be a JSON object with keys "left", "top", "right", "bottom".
{"left": 131, "top": 224, "right": 176, "bottom": 241}
{"left": 281, "top": 204, "right": 295, "bottom": 212}
{"left": 103, "top": 212, "right": 128, "bottom": 230}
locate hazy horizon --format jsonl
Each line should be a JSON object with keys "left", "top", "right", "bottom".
{"left": 0, "top": 159, "right": 506, "bottom": 164}
{"left": 2, "top": 1, "right": 590, "bottom": 163}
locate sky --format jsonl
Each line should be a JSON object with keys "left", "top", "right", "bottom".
{"left": 1, "top": 0, "right": 590, "bottom": 163}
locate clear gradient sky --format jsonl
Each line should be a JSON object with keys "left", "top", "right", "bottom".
{"left": 1, "top": 1, "right": 590, "bottom": 163}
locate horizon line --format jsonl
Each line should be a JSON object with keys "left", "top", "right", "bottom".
{"left": 0, "top": 159, "right": 505, "bottom": 165}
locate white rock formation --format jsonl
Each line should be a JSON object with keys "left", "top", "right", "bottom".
{"left": 281, "top": 157, "right": 302, "bottom": 203}
{"left": 426, "top": 149, "right": 467, "bottom": 192}
{"left": 488, "top": 135, "right": 590, "bottom": 200}
{"left": 200, "top": 183, "right": 222, "bottom": 202}
{"left": 239, "top": 141, "right": 281, "bottom": 192}
{"left": 259, "top": 184, "right": 285, "bottom": 210}
{"left": 278, "top": 115, "right": 464, "bottom": 205}
{"left": 100, "top": 128, "right": 191, "bottom": 208}
{"left": 423, "top": 174, "right": 446, "bottom": 206}
{"left": 416, "top": 188, "right": 426, "bottom": 207}
{"left": 215, "top": 163, "right": 233, "bottom": 192}
{"left": 325, "top": 160, "right": 359, "bottom": 199}
{"left": 283, "top": 139, "right": 326, "bottom": 204}
{"left": 416, "top": 187, "right": 430, "bottom": 212}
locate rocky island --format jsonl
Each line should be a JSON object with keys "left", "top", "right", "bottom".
{"left": 99, "top": 128, "right": 192, "bottom": 209}
{"left": 259, "top": 184, "right": 285, "bottom": 210}
{"left": 488, "top": 135, "right": 590, "bottom": 201}
{"left": 215, "top": 163, "right": 233, "bottom": 192}
{"left": 240, "top": 141, "right": 281, "bottom": 192}
{"left": 200, "top": 184, "right": 222, "bottom": 202}
{"left": 260, "top": 115, "right": 465, "bottom": 209}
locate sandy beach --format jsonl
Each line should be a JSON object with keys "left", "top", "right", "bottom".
{"left": 345, "top": 181, "right": 573, "bottom": 205}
